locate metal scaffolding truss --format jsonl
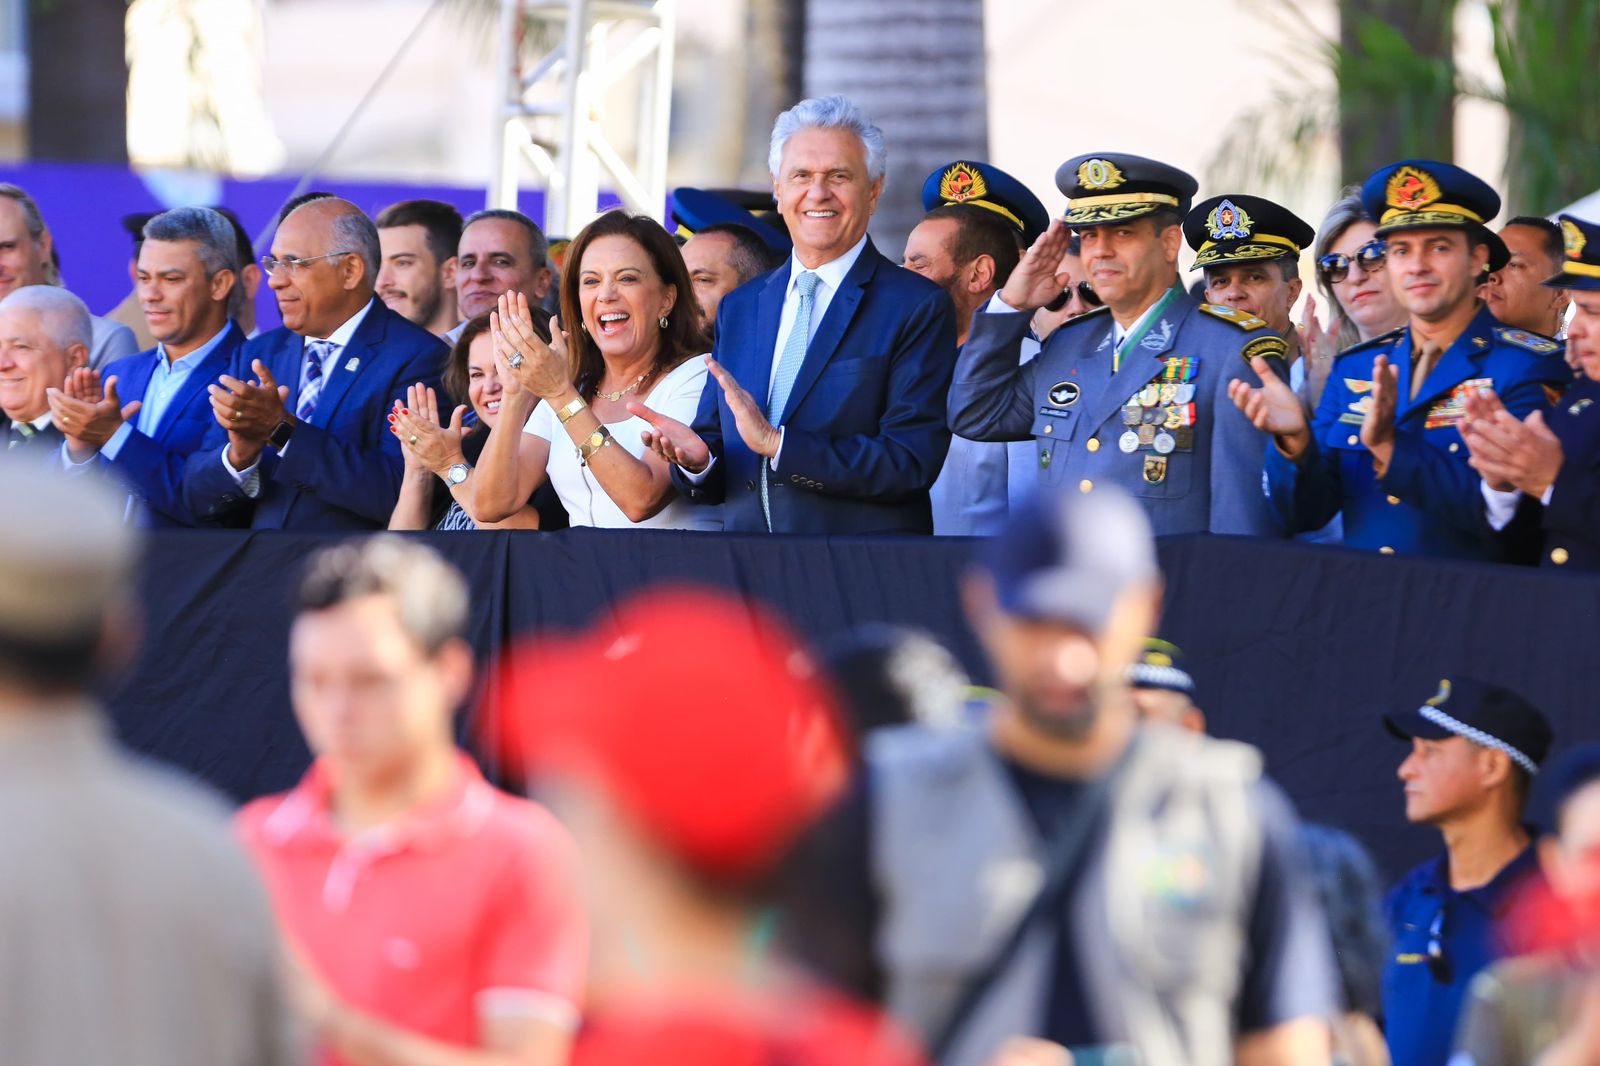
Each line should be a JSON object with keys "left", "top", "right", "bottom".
{"left": 489, "top": 0, "right": 676, "bottom": 238}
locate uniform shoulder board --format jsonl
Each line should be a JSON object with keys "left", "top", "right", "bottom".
{"left": 1336, "top": 326, "right": 1405, "bottom": 360}
{"left": 1056, "top": 304, "right": 1112, "bottom": 330}
{"left": 1199, "top": 303, "right": 1267, "bottom": 330}
{"left": 1240, "top": 335, "right": 1289, "bottom": 364}
{"left": 1494, "top": 326, "right": 1562, "bottom": 355}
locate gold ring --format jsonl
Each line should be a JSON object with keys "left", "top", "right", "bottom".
{"left": 231, "top": 410, "right": 241, "bottom": 421}
{"left": 408, "top": 434, "right": 418, "bottom": 445}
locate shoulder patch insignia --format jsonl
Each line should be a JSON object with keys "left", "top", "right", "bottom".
{"left": 1241, "top": 335, "right": 1289, "bottom": 364}
{"left": 1199, "top": 303, "right": 1267, "bottom": 330}
{"left": 1344, "top": 378, "right": 1375, "bottom": 395}
{"left": 1494, "top": 326, "right": 1561, "bottom": 355}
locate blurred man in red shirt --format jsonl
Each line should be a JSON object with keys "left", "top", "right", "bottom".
{"left": 238, "top": 536, "right": 586, "bottom": 1066}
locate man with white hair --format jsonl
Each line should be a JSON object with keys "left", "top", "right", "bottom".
{"left": 0, "top": 285, "right": 91, "bottom": 451}
{"left": 635, "top": 94, "right": 958, "bottom": 533}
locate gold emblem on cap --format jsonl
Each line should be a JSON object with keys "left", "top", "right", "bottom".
{"left": 1078, "top": 158, "right": 1126, "bottom": 191}
{"left": 1387, "top": 166, "right": 1442, "bottom": 212}
{"left": 939, "top": 162, "right": 986, "bottom": 204}
{"left": 1425, "top": 679, "right": 1452, "bottom": 707}
{"left": 1564, "top": 218, "right": 1587, "bottom": 261}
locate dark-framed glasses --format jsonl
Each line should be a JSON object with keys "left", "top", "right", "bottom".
{"left": 1425, "top": 906, "right": 1452, "bottom": 984}
{"left": 260, "top": 251, "right": 354, "bottom": 277}
{"left": 1317, "top": 239, "right": 1387, "bottom": 283}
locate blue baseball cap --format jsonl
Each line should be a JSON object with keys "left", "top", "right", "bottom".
{"left": 1384, "top": 677, "right": 1553, "bottom": 774}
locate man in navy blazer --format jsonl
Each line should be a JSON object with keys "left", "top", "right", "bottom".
{"left": 183, "top": 198, "right": 447, "bottom": 530}
{"left": 52, "top": 207, "right": 245, "bottom": 526}
{"left": 635, "top": 95, "right": 957, "bottom": 534}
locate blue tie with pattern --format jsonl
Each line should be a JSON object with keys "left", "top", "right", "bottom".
{"left": 760, "top": 270, "right": 819, "bottom": 530}
{"left": 296, "top": 340, "right": 332, "bottom": 422}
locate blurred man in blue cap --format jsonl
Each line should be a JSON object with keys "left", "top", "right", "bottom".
{"left": 949, "top": 153, "right": 1292, "bottom": 537}
{"left": 787, "top": 484, "right": 1336, "bottom": 1065}
{"left": 1380, "top": 677, "right": 1554, "bottom": 1066}
{"left": 906, "top": 160, "right": 1047, "bottom": 535}
{"left": 1468, "top": 213, "right": 1600, "bottom": 570}
{"left": 1230, "top": 159, "right": 1569, "bottom": 559}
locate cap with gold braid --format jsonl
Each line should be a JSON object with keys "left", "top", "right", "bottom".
{"left": 1055, "top": 152, "right": 1199, "bottom": 228}
{"left": 1543, "top": 214, "right": 1600, "bottom": 292}
{"left": 920, "top": 160, "right": 1050, "bottom": 245}
{"left": 1359, "top": 159, "right": 1509, "bottom": 271}
{"left": 1183, "top": 194, "right": 1315, "bottom": 270}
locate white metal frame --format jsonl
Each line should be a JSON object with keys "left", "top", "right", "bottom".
{"left": 489, "top": 0, "right": 676, "bottom": 237}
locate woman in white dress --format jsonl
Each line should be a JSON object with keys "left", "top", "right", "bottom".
{"left": 473, "top": 210, "right": 721, "bottom": 530}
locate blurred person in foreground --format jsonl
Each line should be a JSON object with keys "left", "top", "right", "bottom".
{"left": 1454, "top": 743, "right": 1600, "bottom": 1066}
{"left": 787, "top": 486, "right": 1335, "bottom": 1066}
{"left": 237, "top": 537, "right": 586, "bottom": 1066}
{"left": 474, "top": 210, "right": 719, "bottom": 529}
{"left": 1482, "top": 216, "right": 1570, "bottom": 346}
{"left": 0, "top": 459, "right": 296, "bottom": 1065}
{"left": 376, "top": 199, "right": 463, "bottom": 339}
{"left": 1300, "top": 824, "right": 1393, "bottom": 1066}
{"left": 498, "top": 585, "right": 926, "bottom": 1066}
{"left": 1379, "top": 678, "right": 1553, "bottom": 1066}
{"left": 53, "top": 207, "right": 247, "bottom": 526}
{"left": 1, "top": 285, "right": 91, "bottom": 450}
{"left": 388, "top": 312, "right": 564, "bottom": 531}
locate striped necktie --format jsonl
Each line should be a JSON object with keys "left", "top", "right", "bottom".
{"left": 760, "top": 270, "right": 819, "bottom": 530}
{"left": 296, "top": 340, "right": 333, "bottom": 422}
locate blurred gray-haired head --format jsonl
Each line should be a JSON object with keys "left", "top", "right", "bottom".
{"left": 296, "top": 536, "right": 468, "bottom": 654}
{"left": 768, "top": 95, "right": 887, "bottom": 182}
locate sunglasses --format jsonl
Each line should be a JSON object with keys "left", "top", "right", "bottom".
{"left": 1317, "top": 239, "right": 1387, "bottom": 283}
{"left": 1045, "top": 281, "right": 1103, "bottom": 313}
{"left": 1425, "top": 906, "right": 1452, "bottom": 984}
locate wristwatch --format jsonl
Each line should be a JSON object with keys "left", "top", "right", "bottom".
{"left": 575, "top": 426, "right": 612, "bottom": 466}
{"left": 445, "top": 462, "right": 471, "bottom": 485}
{"left": 268, "top": 420, "right": 294, "bottom": 454}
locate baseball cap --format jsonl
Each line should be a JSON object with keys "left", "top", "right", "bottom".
{"left": 495, "top": 586, "right": 849, "bottom": 881}
{"left": 1385, "top": 677, "right": 1554, "bottom": 774}
{"left": 974, "top": 485, "right": 1159, "bottom": 630}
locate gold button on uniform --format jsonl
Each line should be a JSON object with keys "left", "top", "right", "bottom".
{"left": 1553, "top": 547, "right": 1570, "bottom": 565}
{"left": 1386, "top": 495, "right": 1400, "bottom": 506}
{"left": 1079, "top": 479, "right": 1093, "bottom": 494}
{"left": 1347, "top": 434, "right": 1359, "bottom": 445}
{"left": 1379, "top": 546, "right": 1395, "bottom": 555}
{"left": 1086, "top": 437, "right": 1100, "bottom": 452}
{"left": 1449, "top": 442, "right": 1460, "bottom": 453}
{"left": 1043, "top": 424, "right": 1053, "bottom": 435}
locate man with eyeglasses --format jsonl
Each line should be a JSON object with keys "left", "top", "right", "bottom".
{"left": 904, "top": 159, "right": 1048, "bottom": 536}
{"left": 183, "top": 197, "right": 447, "bottom": 530}
{"left": 1229, "top": 160, "right": 1569, "bottom": 559}
{"left": 1380, "top": 677, "right": 1553, "bottom": 1066}
{"left": 950, "top": 152, "right": 1291, "bottom": 537}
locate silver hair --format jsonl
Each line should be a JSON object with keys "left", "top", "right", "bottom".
{"left": 0, "top": 284, "right": 92, "bottom": 352}
{"left": 284, "top": 197, "right": 382, "bottom": 284}
{"left": 768, "top": 94, "right": 887, "bottom": 181}
{"left": 143, "top": 206, "right": 244, "bottom": 320}
{"left": 462, "top": 208, "right": 549, "bottom": 269}
{"left": 1313, "top": 186, "right": 1374, "bottom": 351}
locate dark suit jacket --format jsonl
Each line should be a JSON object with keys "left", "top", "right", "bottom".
{"left": 97, "top": 323, "right": 244, "bottom": 527}
{"left": 671, "top": 238, "right": 958, "bottom": 533}
{"left": 183, "top": 300, "right": 448, "bottom": 530}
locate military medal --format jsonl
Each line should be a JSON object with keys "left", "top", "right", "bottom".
{"left": 1153, "top": 431, "right": 1176, "bottom": 455}
{"left": 1119, "top": 430, "right": 1140, "bottom": 453}
{"left": 1174, "top": 383, "right": 1196, "bottom": 405}
{"left": 1174, "top": 426, "right": 1195, "bottom": 451}
{"left": 1122, "top": 404, "right": 1142, "bottom": 426}
{"left": 1137, "top": 424, "right": 1156, "bottom": 446}
{"left": 1163, "top": 406, "right": 1183, "bottom": 430}
{"left": 1142, "top": 407, "right": 1163, "bottom": 425}
{"left": 1139, "top": 383, "right": 1161, "bottom": 407}
{"left": 1159, "top": 383, "right": 1178, "bottom": 405}
{"left": 1143, "top": 456, "right": 1167, "bottom": 484}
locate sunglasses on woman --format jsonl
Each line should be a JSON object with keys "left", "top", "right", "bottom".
{"left": 1045, "top": 281, "right": 1103, "bottom": 313}
{"left": 1317, "top": 239, "right": 1387, "bottom": 283}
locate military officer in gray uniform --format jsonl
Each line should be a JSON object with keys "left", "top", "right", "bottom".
{"left": 948, "top": 152, "right": 1290, "bottom": 536}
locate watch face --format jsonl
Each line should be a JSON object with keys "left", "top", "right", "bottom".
{"left": 447, "top": 464, "right": 470, "bottom": 484}
{"left": 269, "top": 421, "right": 293, "bottom": 450}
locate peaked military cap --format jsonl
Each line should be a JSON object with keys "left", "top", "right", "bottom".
{"left": 1184, "top": 194, "right": 1315, "bottom": 270}
{"left": 1544, "top": 214, "right": 1600, "bottom": 292}
{"left": 921, "top": 160, "right": 1050, "bottom": 245}
{"left": 670, "top": 186, "right": 792, "bottom": 255}
{"left": 1056, "top": 153, "right": 1198, "bottom": 228}
{"left": 1127, "top": 638, "right": 1196, "bottom": 696}
{"left": 1384, "top": 677, "right": 1553, "bottom": 774}
{"left": 1360, "top": 159, "right": 1509, "bottom": 271}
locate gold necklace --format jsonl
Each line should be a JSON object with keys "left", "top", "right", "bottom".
{"left": 594, "top": 372, "right": 647, "bottom": 402}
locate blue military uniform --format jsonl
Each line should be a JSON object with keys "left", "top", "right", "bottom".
{"left": 948, "top": 153, "right": 1289, "bottom": 536}
{"left": 1265, "top": 159, "right": 1568, "bottom": 559}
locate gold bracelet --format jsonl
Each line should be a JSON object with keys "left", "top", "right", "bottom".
{"left": 576, "top": 426, "right": 613, "bottom": 466}
{"left": 556, "top": 396, "right": 587, "bottom": 424}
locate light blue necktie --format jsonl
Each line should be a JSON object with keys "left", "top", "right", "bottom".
{"left": 296, "top": 340, "right": 333, "bottom": 422}
{"left": 761, "top": 270, "right": 819, "bottom": 529}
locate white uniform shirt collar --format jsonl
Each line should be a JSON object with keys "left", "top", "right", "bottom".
{"left": 1111, "top": 293, "right": 1168, "bottom": 348}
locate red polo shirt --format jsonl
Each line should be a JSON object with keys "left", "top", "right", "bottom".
{"left": 237, "top": 754, "right": 586, "bottom": 1062}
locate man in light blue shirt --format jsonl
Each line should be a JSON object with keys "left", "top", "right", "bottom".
{"left": 51, "top": 207, "right": 245, "bottom": 526}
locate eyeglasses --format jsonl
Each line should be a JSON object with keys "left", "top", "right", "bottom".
{"left": 260, "top": 251, "right": 354, "bottom": 277}
{"left": 1045, "top": 281, "right": 1103, "bottom": 313}
{"left": 1425, "top": 906, "right": 1452, "bottom": 984}
{"left": 1317, "top": 239, "right": 1387, "bottom": 283}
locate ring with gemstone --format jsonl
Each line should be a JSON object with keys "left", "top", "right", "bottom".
{"left": 508, "top": 353, "right": 525, "bottom": 370}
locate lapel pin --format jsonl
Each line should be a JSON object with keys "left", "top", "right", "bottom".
{"left": 344, "top": 357, "right": 360, "bottom": 373}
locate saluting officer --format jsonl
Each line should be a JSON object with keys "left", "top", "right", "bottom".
{"left": 948, "top": 153, "right": 1290, "bottom": 536}
{"left": 1468, "top": 213, "right": 1600, "bottom": 569}
{"left": 1230, "top": 159, "right": 1570, "bottom": 559}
